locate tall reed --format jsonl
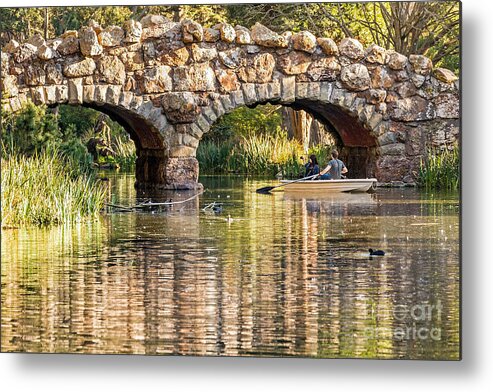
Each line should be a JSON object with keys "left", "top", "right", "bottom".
{"left": 1, "top": 151, "right": 108, "bottom": 228}
{"left": 112, "top": 134, "right": 136, "bottom": 169}
{"left": 197, "top": 134, "right": 331, "bottom": 177}
{"left": 418, "top": 145, "right": 460, "bottom": 191}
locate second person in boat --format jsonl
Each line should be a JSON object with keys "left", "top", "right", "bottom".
{"left": 304, "top": 154, "right": 321, "bottom": 177}
{"left": 318, "top": 149, "right": 348, "bottom": 180}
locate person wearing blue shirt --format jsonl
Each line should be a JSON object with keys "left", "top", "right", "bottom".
{"left": 319, "top": 149, "right": 348, "bottom": 179}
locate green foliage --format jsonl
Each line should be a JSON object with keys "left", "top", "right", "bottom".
{"left": 198, "top": 103, "right": 335, "bottom": 178}
{"left": 1, "top": 102, "right": 61, "bottom": 155}
{"left": 197, "top": 140, "right": 235, "bottom": 173}
{"left": 1, "top": 102, "right": 94, "bottom": 173}
{"left": 418, "top": 145, "right": 460, "bottom": 191}
{"left": 58, "top": 105, "right": 100, "bottom": 138}
{"left": 198, "top": 133, "right": 329, "bottom": 178}
{"left": 58, "top": 125, "right": 94, "bottom": 173}
{"left": 0, "top": 7, "right": 46, "bottom": 42}
{"left": 111, "top": 134, "right": 136, "bottom": 169}
{"left": 308, "top": 143, "right": 332, "bottom": 168}
{"left": 1, "top": 150, "right": 107, "bottom": 228}
{"left": 206, "top": 104, "right": 283, "bottom": 141}
{"left": 59, "top": 6, "right": 133, "bottom": 33}
{"left": 178, "top": 5, "right": 228, "bottom": 27}
{"left": 1, "top": 102, "right": 136, "bottom": 172}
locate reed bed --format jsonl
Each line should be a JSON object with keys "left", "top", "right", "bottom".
{"left": 1, "top": 151, "right": 108, "bottom": 228}
{"left": 197, "top": 134, "right": 332, "bottom": 178}
{"left": 418, "top": 145, "right": 460, "bottom": 191}
{"left": 111, "top": 134, "right": 136, "bottom": 169}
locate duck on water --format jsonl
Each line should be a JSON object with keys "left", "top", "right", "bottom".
{"left": 369, "top": 248, "right": 385, "bottom": 256}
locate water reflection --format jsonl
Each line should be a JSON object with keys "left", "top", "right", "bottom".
{"left": 1, "top": 174, "right": 459, "bottom": 359}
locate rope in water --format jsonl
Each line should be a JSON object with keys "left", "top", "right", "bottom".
{"left": 106, "top": 189, "right": 205, "bottom": 210}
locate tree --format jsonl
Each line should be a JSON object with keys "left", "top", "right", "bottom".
{"left": 226, "top": 2, "right": 460, "bottom": 72}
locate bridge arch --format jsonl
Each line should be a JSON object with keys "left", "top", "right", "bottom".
{"left": 1, "top": 16, "right": 460, "bottom": 189}
{"left": 192, "top": 82, "right": 381, "bottom": 179}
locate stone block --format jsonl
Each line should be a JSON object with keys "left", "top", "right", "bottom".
{"left": 68, "top": 78, "right": 83, "bottom": 104}
{"left": 9, "top": 97, "right": 22, "bottom": 112}
{"left": 378, "top": 131, "right": 397, "bottom": 146}
{"left": 129, "top": 94, "right": 143, "bottom": 111}
{"left": 434, "top": 93, "right": 459, "bottom": 119}
{"left": 173, "top": 63, "right": 216, "bottom": 92}
{"left": 388, "top": 96, "right": 436, "bottom": 122}
{"left": 319, "top": 82, "right": 333, "bottom": 103}
{"left": 380, "top": 143, "right": 406, "bottom": 156}
{"left": 202, "top": 106, "right": 218, "bottom": 123}
{"left": 196, "top": 114, "right": 211, "bottom": 133}
{"left": 55, "top": 85, "right": 68, "bottom": 102}
{"left": 267, "top": 82, "right": 281, "bottom": 101}
{"left": 341, "top": 63, "right": 371, "bottom": 91}
{"left": 220, "top": 94, "right": 234, "bottom": 112}
{"left": 93, "top": 84, "right": 108, "bottom": 104}
{"left": 256, "top": 83, "right": 270, "bottom": 102}
{"left": 118, "top": 91, "right": 133, "bottom": 108}
{"left": 211, "top": 98, "right": 226, "bottom": 118}
{"left": 280, "top": 76, "right": 296, "bottom": 103}
{"left": 242, "top": 83, "right": 257, "bottom": 105}
{"left": 106, "top": 85, "right": 122, "bottom": 105}
{"left": 44, "top": 85, "right": 57, "bottom": 104}
{"left": 183, "top": 133, "right": 199, "bottom": 148}
{"left": 368, "top": 111, "right": 383, "bottom": 130}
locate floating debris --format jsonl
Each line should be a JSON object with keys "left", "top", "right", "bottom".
{"left": 106, "top": 189, "right": 204, "bottom": 211}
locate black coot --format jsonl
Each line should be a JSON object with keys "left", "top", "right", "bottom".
{"left": 369, "top": 248, "right": 385, "bottom": 256}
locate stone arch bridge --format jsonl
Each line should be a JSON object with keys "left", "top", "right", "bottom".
{"left": 1, "top": 15, "right": 459, "bottom": 189}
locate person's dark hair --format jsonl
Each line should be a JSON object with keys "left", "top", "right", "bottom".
{"left": 331, "top": 149, "right": 339, "bottom": 159}
{"left": 309, "top": 154, "right": 318, "bottom": 165}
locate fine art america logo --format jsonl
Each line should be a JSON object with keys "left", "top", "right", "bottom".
{"left": 365, "top": 301, "right": 443, "bottom": 341}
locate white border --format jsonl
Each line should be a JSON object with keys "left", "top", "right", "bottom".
{"left": 1, "top": 0, "right": 493, "bottom": 391}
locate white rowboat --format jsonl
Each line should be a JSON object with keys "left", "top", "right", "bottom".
{"left": 276, "top": 178, "right": 378, "bottom": 193}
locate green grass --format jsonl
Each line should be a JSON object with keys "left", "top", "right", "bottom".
{"left": 418, "top": 145, "right": 460, "bottom": 191}
{"left": 112, "top": 134, "right": 136, "bottom": 169}
{"left": 1, "top": 150, "right": 108, "bottom": 228}
{"left": 197, "top": 134, "right": 333, "bottom": 178}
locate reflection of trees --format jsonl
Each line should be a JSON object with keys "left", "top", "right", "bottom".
{"left": 1, "top": 180, "right": 459, "bottom": 359}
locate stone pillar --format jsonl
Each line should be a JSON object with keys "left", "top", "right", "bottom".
{"left": 135, "top": 148, "right": 202, "bottom": 190}
{"left": 162, "top": 156, "right": 202, "bottom": 190}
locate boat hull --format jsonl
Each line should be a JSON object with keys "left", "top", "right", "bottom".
{"left": 277, "top": 178, "right": 378, "bottom": 193}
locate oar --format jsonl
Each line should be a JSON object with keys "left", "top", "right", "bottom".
{"left": 256, "top": 174, "right": 319, "bottom": 194}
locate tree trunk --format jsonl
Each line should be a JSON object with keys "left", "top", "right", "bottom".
{"left": 44, "top": 8, "right": 49, "bottom": 40}
{"left": 309, "top": 120, "right": 321, "bottom": 146}
{"left": 173, "top": 6, "right": 183, "bottom": 22}
{"left": 281, "top": 107, "right": 312, "bottom": 153}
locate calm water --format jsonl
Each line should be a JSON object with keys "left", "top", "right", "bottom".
{"left": 1, "top": 173, "right": 460, "bottom": 359}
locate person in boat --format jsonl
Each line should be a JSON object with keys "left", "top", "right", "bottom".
{"left": 304, "top": 154, "right": 321, "bottom": 177}
{"left": 318, "top": 149, "right": 348, "bottom": 179}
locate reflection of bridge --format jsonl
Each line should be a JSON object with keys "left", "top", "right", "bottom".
{"left": 1, "top": 181, "right": 460, "bottom": 357}
{"left": 1, "top": 15, "right": 459, "bottom": 189}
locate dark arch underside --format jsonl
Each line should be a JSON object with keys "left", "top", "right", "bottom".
{"left": 49, "top": 103, "right": 166, "bottom": 152}
{"left": 290, "top": 100, "right": 376, "bottom": 148}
